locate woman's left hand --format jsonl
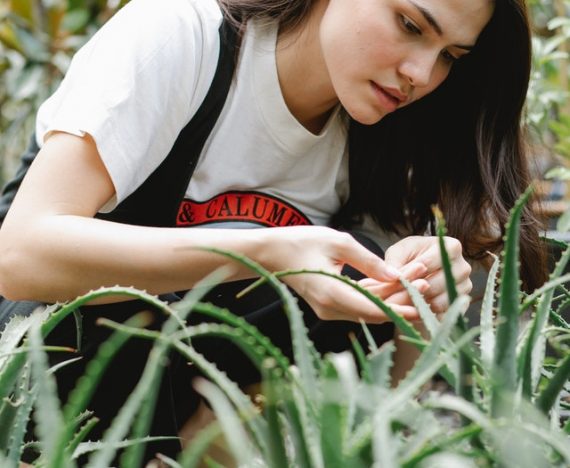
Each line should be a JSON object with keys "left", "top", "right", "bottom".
{"left": 360, "top": 235, "right": 472, "bottom": 313}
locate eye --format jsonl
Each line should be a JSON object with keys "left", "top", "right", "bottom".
{"left": 441, "top": 49, "right": 458, "bottom": 64}
{"left": 399, "top": 15, "right": 421, "bottom": 35}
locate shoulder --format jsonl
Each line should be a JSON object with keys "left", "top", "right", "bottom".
{"left": 82, "top": 0, "right": 223, "bottom": 63}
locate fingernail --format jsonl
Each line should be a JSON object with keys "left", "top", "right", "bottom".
{"left": 386, "top": 265, "right": 402, "bottom": 279}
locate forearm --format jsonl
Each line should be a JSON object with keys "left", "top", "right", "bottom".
{"left": 0, "top": 214, "right": 265, "bottom": 303}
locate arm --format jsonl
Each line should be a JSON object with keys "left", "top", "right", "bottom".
{"left": 0, "top": 132, "right": 416, "bottom": 323}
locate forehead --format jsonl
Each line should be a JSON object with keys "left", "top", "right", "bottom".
{"left": 409, "top": 0, "right": 494, "bottom": 42}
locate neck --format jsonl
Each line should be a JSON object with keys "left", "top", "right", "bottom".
{"left": 275, "top": 0, "right": 338, "bottom": 134}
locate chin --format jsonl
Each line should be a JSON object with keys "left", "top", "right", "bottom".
{"left": 348, "top": 107, "right": 388, "bottom": 126}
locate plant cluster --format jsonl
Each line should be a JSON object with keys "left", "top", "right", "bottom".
{"left": 0, "top": 191, "right": 569, "bottom": 467}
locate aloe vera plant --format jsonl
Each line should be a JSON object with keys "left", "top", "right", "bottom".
{"left": 1, "top": 188, "right": 569, "bottom": 467}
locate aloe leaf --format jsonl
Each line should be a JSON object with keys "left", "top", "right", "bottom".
{"left": 288, "top": 366, "right": 324, "bottom": 468}
{"left": 194, "top": 378, "right": 258, "bottom": 466}
{"left": 400, "top": 424, "right": 483, "bottom": 468}
{"left": 554, "top": 301, "right": 570, "bottom": 325}
{"left": 400, "top": 278, "right": 440, "bottom": 338}
{"left": 368, "top": 341, "right": 395, "bottom": 389}
{"left": 350, "top": 334, "right": 372, "bottom": 384}
{"left": 280, "top": 394, "right": 313, "bottom": 468}
{"left": 346, "top": 325, "right": 480, "bottom": 456}
{"left": 513, "top": 422, "right": 570, "bottom": 465}
{"left": 156, "top": 453, "right": 183, "bottom": 468}
{"left": 277, "top": 269, "right": 423, "bottom": 343}
{"left": 197, "top": 248, "right": 321, "bottom": 405}
{"left": 433, "top": 206, "right": 477, "bottom": 410}
{"left": 492, "top": 187, "right": 533, "bottom": 417}
{"left": 324, "top": 353, "right": 361, "bottom": 466}
{"left": 480, "top": 254, "right": 500, "bottom": 370}
{"left": 73, "top": 436, "right": 179, "bottom": 459}
{"left": 396, "top": 296, "right": 471, "bottom": 400}
{"left": 432, "top": 206, "right": 458, "bottom": 303}
{"left": 359, "top": 320, "right": 379, "bottom": 353}
{"left": 536, "top": 352, "right": 570, "bottom": 414}
{"left": 372, "top": 407, "right": 398, "bottom": 468}
{"left": 28, "top": 322, "right": 68, "bottom": 467}
{"left": 97, "top": 318, "right": 270, "bottom": 455}
{"left": 189, "top": 302, "right": 291, "bottom": 376}
{"left": 520, "top": 273, "right": 570, "bottom": 312}
{"left": 0, "top": 306, "right": 48, "bottom": 371}
{"left": 121, "top": 272, "right": 230, "bottom": 468}
{"left": 45, "top": 313, "right": 151, "bottom": 468}
{"left": 260, "top": 362, "right": 289, "bottom": 468}
{"left": 85, "top": 300, "right": 182, "bottom": 468}
{"left": 424, "top": 394, "right": 492, "bottom": 430}
{"left": 168, "top": 267, "right": 235, "bottom": 344}
{"left": 64, "top": 417, "right": 99, "bottom": 460}
{"left": 6, "top": 364, "right": 34, "bottom": 468}
{"left": 62, "top": 312, "right": 151, "bottom": 422}
{"left": 178, "top": 421, "right": 223, "bottom": 468}
{"left": 173, "top": 339, "right": 271, "bottom": 458}
{"left": 520, "top": 244, "right": 570, "bottom": 399}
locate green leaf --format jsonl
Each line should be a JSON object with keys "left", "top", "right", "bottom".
{"left": 480, "top": 254, "right": 500, "bottom": 370}
{"left": 194, "top": 378, "right": 257, "bottom": 466}
{"left": 492, "top": 187, "right": 532, "bottom": 417}
{"left": 557, "top": 209, "right": 570, "bottom": 233}
{"left": 6, "top": 364, "right": 34, "bottom": 468}
{"left": 260, "top": 362, "right": 289, "bottom": 468}
{"left": 29, "top": 322, "right": 66, "bottom": 466}
{"left": 49, "top": 313, "right": 152, "bottom": 468}
{"left": 368, "top": 341, "right": 395, "bottom": 389}
{"left": 519, "top": 244, "right": 570, "bottom": 399}
{"left": 177, "top": 421, "right": 223, "bottom": 468}
{"left": 536, "top": 352, "right": 570, "bottom": 414}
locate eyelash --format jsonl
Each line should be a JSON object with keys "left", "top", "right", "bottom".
{"left": 441, "top": 50, "right": 457, "bottom": 63}
{"left": 400, "top": 15, "right": 421, "bottom": 35}
{"left": 399, "top": 15, "right": 458, "bottom": 64}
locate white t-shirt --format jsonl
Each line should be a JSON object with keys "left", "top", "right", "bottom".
{"left": 36, "top": 0, "right": 348, "bottom": 224}
{"left": 36, "top": 0, "right": 395, "bottom": 247}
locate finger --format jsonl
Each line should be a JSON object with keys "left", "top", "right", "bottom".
{"left": 428, "top": 281, "right": 473, "bottom": 313}
{"left": 336, "top": 235, "right": 403, "bottom": 282}
{"left": 381, "top": 279, "right": 430, "bottom": 305}
{"left": 413, "top": 237, "right": 464, "bottom": 274}
{"left": 305, "top": 276, "right": 419, "bottom": 324}
{"left": 384, "top": 236, "right": 425, "bottom": 268}
{"left": 422, "top": 262, "right": 472, "bottom": 300}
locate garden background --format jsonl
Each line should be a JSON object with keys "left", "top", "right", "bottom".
{"left": 1, "top": 1, "right": 570, "bottom": 467}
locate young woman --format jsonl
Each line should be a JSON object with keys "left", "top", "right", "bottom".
{"left": 0, "top": 0, "right": 545, "bottom": 459}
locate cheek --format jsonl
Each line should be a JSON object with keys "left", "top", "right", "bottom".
{"left": 417, "top": 66, "right": 451, "bottom": 99}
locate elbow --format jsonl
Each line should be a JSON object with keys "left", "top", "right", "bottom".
{"left": 0, "top": 243, "right": 37, "bottom": 302}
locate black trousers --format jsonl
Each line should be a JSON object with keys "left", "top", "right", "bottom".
{"left": 0, "top": 232, "right": 393, "bottom": 462}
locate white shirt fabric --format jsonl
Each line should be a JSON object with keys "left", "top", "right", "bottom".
{"left": 36, "top": 0, "right": 349, "bottom": 226}
{"left": 35, "top": 0, "right": 394, "bottom": 245}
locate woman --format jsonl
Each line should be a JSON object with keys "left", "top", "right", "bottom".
{"left": 0, "top": 0, "right": 544, "bottom": 459}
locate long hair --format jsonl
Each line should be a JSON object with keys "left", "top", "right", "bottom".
{"left": 219, "top": 0, "right": 547, "bottom": 291}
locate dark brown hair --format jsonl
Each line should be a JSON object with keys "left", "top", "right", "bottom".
{"left": 219, "top": 0, "right": 547, "bottom": 291}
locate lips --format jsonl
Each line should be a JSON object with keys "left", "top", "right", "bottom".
{"left": 370, "top": 82, "right": 407, "bottom": 112}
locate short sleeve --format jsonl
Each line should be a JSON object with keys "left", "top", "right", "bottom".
{"left": 35, "top": 0, "right": 222, "bottom": 210}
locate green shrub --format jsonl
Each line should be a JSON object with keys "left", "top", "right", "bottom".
{"left": 0, "top": 189, "right": 569, "bottom": 467}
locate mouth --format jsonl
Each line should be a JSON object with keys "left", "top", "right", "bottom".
{"left": 370, "top": 82, "right": 406, "bottom": 112}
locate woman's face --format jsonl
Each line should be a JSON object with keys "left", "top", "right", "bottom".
{"left": 319, "top": 0, "right": 494, "bottom": 124}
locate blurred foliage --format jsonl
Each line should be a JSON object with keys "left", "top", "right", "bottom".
{"left": 528, "top": 0, "right": 570, "bottom": 159}
{"left": 0, "top": 0, "right": 128, "bottom": 186}
{"left": 1, "top": 0, "right": 570, "bottom": 190}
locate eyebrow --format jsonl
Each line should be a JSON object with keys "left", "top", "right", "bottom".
{"left": 407, "top": 0, "right": 475, "bottom": 51}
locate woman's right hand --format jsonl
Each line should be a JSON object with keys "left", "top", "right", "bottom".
{"left": 255, "top": 226, "right": 428, "bottom": 323}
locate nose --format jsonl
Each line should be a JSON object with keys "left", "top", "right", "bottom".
{"left": 398, "top": 51, "right": 439, "bottom": 89}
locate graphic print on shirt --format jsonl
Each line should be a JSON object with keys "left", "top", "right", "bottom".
{"left": 177, "top": 190, "right": 312, "bottom": 228}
